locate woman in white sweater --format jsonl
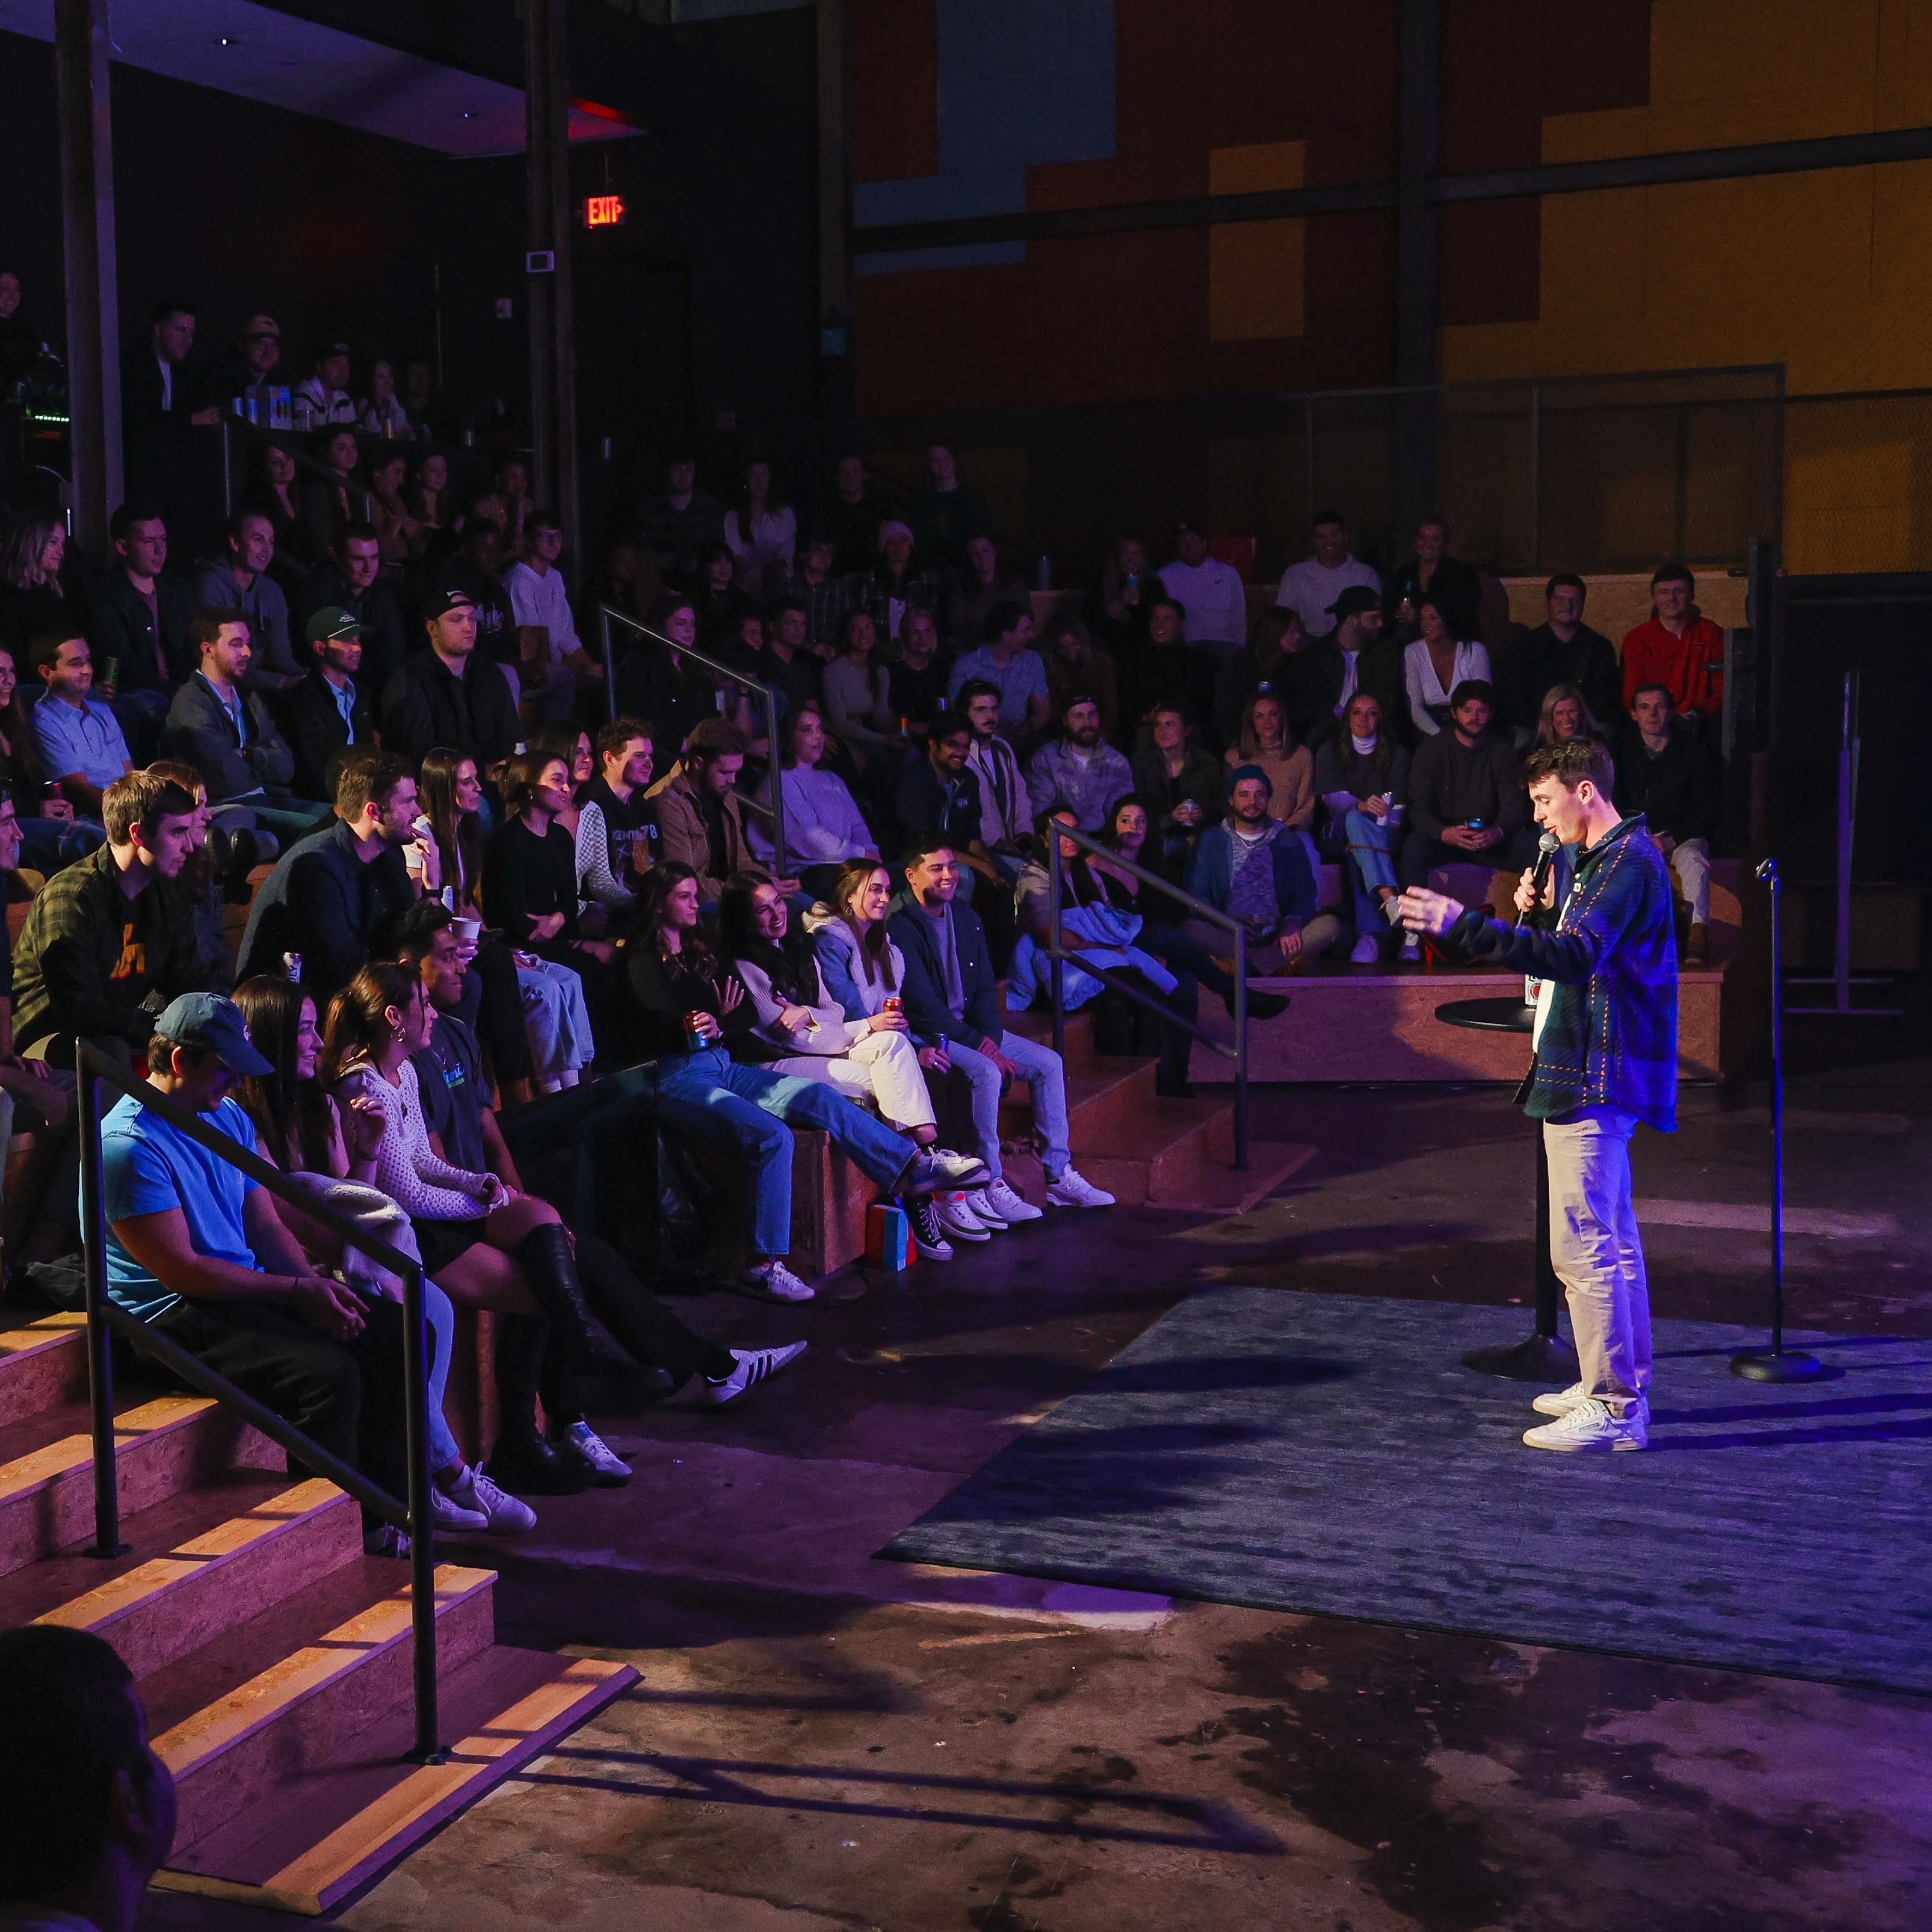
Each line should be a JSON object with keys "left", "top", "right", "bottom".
{"left": 1403, "top": 591, "right": 1492, "bottom": 736}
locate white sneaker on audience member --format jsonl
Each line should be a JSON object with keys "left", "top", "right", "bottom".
{"left": 907, "top": 1196, "right": 955, "bottom": 1260}
{"left": 1522, "top": 1398, "right": 1647, "bottom": 1452}
{"left": 1045, "top": 1167, "right": 1115, "bottom": 1209}
{"left": 426, "top": 1482, "right": 489, "bottom": 1535}
{"left": 921, "top": 1146, "right": 992, "bottom": 1188}
{"left": 553, "top": 1420, "right": 632, "bottom": 1486}
{"left": 963, "top": 1186, "right": 1007, "bottom": 1230}
{"left": 739, "top": 1258, "right": 815, "bottom": 1301}
{"left": 982, "top": 1176, "right": 1043, "bottom": 1223}
{"left": 1350, "top": 934, "right": 1382, "bottom": 964}
{"left": 936, "top": 1191, "right": 993, "bottom": 1242}
{"left": 445, "top": 1462, "right": 537, "bottom": 1534}
{"left": 706, "top": 1341, "right": 810, "bottom": 1406}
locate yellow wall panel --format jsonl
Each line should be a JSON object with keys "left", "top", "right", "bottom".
{"left": 1208, "top": 140, "right": 1304, "bottom": 197}
{"left": 1209, "top": 219, "right": 1306, "bottom": 342}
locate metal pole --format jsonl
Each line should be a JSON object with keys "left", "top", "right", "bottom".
{"left": 815, "top": 0, "right": 855, "bottom": 421}
{"left": 1834, "top": 671, "right": 1854, "bottom": 1013}
{"left": 1526, "top": 381, "right": 1542, "bottom": 572}
{"left": 601, "top": 606, "right": 617, "bottom": 723}
{"left": 1231, "top": 928, "right": 1249, "bottom": 1172}
{"left": 76, "top": 1045, "right": 124, "bottom": 1558}
{"left": 767, "top": 687, "right": 788, "bottom": 877}
{"left": 400, "top": 1262, "right": 444, "bottom": 1764}
{"left": 1393, "top": 0, "right": 1442, "bottom": 531}
{"left": 1048, "top": 827, "right": 1066, "bottom": 1063}
{"left": 524, "top": 0, "right": 578, "bottom": 569}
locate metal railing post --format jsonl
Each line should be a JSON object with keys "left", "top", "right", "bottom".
{"left": 1231, "top": 928, "right": 1250, "bottom": 1172}
{"left": 1526, "top": 380, "right": 1542, "bottom": 573}
{"left": 76, "top": 1043, "right": 124, "bottom": 1557}
{"left": 1048, "top": 829, "right": 1066, "bottom": 1061}
{"left": 766, "top": 684, "right": 788, "bottom": 878}
{"left": 400, "top": 1261, "right": 443, "bottom": 1765}
{"left": 600, "top": 606, "right": 617, "bottom": 723}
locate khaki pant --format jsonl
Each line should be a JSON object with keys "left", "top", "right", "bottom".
{"left": 1543, "top": 1106, "right": 1652, "bottom": 1409}
{"left": 766, "top": 1028, "right": 936, "bottom": 1134}
{"left": 1183, "top": 912, "right": 1342, "bottom": 972}
{"left": 1667, "top": 836, "right": 1711, "bottom": 927}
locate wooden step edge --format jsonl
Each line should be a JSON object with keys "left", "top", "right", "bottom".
{"left": 0, "top": 1309, "right": 87, "bottom": 1357}
{"left": 153, "top": 1564, "right": 498, "bottom": 1784}
{"left": 32, "top": 1480, "right": 356, "bottom": 1679}
{"left": 1138, "top": 1139, "right": 1319, "bottom": 1214}
{"left": 148, "top": 1656, "right": 638, "bottom": 1918}
{"left": 0, "top": 1394, "right": 218, "bottom": 1507}
{"left": 0, "top": 1312, "right": 88, "bottom": 1428}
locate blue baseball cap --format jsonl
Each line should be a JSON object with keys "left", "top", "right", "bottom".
{"left": 152, "top": 993, "right": 273, "bottom": 1076}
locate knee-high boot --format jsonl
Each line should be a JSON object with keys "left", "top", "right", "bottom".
{"left": 514, "top": 1224, "right": 637, "bottom": 1375}
{"left": 483, "top": 1313, "right": 591, "bottom": 1496}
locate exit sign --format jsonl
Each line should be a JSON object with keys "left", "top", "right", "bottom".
{"left": 583, "top": 194, "right": 626, "bottom": 229}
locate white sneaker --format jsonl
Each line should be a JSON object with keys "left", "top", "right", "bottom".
{"left": 1400, "top": 934, "right": 1421, "bottom": 961}
{"left": 740, "top": 1259, "right": 815, "bottom": 1301}
{"left": 1349, "top": 934, "right": 1382, "bottom": 965}
{"left": 427, "top": 1480, "right": 490, "bottom": 1535}
{"left": 920, "top": 1146, "right": 993, "bottom": 1189}
{"left": 907, "top": 1196, "right": 955, "bottom": 1261}
{"left": 1522, "top": 1398, "right": 1647, "bottom": 1452}
{"left": 1531, "top": 1380, "right": 1590, "bottom": 1418}
{"left": 552, "top": 1420, "right": 632, "bottom": 1486}
{"left": 981, "top": 1176, "right": 1043, "bottom": 1224}
{"left": 1045, "top": 1166, "right": 1116, "bottom": 1209}
{"left": 935, "top": 1191, "right": 992, "bottom": 1242}
{"left": 706, "top": 1341, "right": 810, "bottom": 1406}
{"left": 444, "top": 1461, "right": 537, "bottom": 1534}
{"left": 962, "top": 1185, "right": 1008, "bottom": 1230}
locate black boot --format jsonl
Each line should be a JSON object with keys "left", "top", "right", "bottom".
{"left": 483, "top": 1313, "right": 592, "bottom": 1497}
{"left": 514, "top": 1224, "right": 637, "bottom": 1375}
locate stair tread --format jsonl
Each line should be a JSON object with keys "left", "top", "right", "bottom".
{"left": 0, "top": 1392, "right": 218, "bottom": 1498}
{"left": 1124, "top": 1138, "right": 1317, "bottom": 1214}
{"left": 153, "top": 1649, "right": 635, "bottom": 1913}
{"left": 1070, "top": 1092, "right": 1230, "bottom": 1158}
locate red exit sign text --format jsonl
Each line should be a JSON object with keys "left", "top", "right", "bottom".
{"left": 583, "top": 194, "right": 626, "bottom": 229}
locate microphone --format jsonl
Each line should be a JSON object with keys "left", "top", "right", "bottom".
{"left": 1520, "top": 830, "right": 1559, "bottom": 925}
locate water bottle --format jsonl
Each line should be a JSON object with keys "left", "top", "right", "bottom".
{"left": 282, "top": 952, "right": 303, "bottom": 984}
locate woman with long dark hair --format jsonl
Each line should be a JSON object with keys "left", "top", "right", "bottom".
{"left": 325, "top": 962, "right": 635, "bottom": 1494}
{"left": 1313, "top": 690, "right": 1412, "bottom": 963}
{"left": 246, "top": 439, "right": 311, "bottom": 581}
{"left": 724, "top": 457, "right": 795, "bottom": 596}
{"left": 301, "top": 426, "right": 363, "bottom": 564}
{"left": 622, "top": 862, "right": 966, "bottom": 1301}
{"left": 745, "top": 701, "right": 875, "bottom": 900}
{"left": 1403, "top": 591, "right": 1492, "bottom": 736}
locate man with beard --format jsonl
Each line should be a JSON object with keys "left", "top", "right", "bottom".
{"left": 300, "top": 520, "right": 407, "bottom": 696}
{"left": 1184, "top": 765, "right": 1341, "bottom": 972}
{"left": 1025, "top": 694, "right": 1133, "bottom": 832}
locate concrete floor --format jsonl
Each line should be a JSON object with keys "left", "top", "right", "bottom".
{"left": 150, "top": 1031, "right": 1932, "bottom": 1932}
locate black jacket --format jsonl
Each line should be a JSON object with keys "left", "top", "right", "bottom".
{"left": 1288, "top": 635, "right": 1408, "bottom": 748}
{"left": 297, "top": 563, "right": 408, "bottom": 695}
{"left": 380, "top": 648, "right": 520, "bottom": 770}
{"left": 1615, "top": 726, "right": 1722, "bottom": 844}
{"left": 1387, "top": 552, "right": 1483, "bottom": 641}
{"left": 895, "top": 756, "right": 984, "bottom": 853}
{"left": 162, "top": 674, "right": 298, "bottom": 804}
{"left": 885, "top": 887, "right": 1004, "bottom": 1052}
{"left": 283, "top": 667, "right": 374, "bottom": 806}
{"left": 88, "top": 570, "right": 195, "bottom": 694}
{"left": 238, "top": 819, "right": 416, "bottom": 995}
{"left": 1512, "top": 622, "right": 1622, "bottom": 735}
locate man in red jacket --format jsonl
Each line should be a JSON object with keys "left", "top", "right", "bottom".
{"left": 1620, "top": 563, "right": 1725, "bottom": 724}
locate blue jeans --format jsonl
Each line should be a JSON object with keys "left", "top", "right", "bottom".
{"left": 17, "top": 815, "right": 104, "bottom": 877}
{"left": 946, "top": 1030, "right": 1070, "bottom": 1180}
{"left": 1341, "top": 808, "right": 1401, "bottom": 933}
{"left": 653, "top": 1046, "right": 917, "bottom": 1258}
{"left": 350, "top": 1274, "right": 462, "bottom": 1471}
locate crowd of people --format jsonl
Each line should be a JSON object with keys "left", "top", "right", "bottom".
{"left": 0, "top": 374, "right": 1731, "bottom": 1562}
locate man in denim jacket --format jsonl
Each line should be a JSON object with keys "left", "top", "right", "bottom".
{"left": 1399, "top": 736, "right": 1677, "bottom": 1454}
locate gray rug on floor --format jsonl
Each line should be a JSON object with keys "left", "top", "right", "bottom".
{"left": 881, "top": 1289, "right": 1932, "bottom": 1694}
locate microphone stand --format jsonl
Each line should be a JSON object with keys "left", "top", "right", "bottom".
{"left": 1732, "top": 859, "right": 1823, "bottom": 1383}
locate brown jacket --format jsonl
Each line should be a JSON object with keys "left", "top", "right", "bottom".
{"left": 646, "top": 765, "right": 757, "bottom": 898}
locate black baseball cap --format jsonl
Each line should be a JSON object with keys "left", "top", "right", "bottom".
{"left": 1326, "top": 585, "right": 1382, "bottom": 620}
{"left": 422, "top": 587, "right": 477, "bottom": 622}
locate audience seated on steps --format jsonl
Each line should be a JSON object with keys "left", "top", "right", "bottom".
{"left": 100, "top": 992, "right": 415, "bottom": 1552}
{"left": 29, "top": 630, "right": 136, "bottom": 829}
{"left": 946, "top": 600, "right": 1051, "bottom": 742}
{"left": 746, "top": 700, "right": 879, "bottom": 902}
{"left": 646, "top": 717, "right": 789, "bottom": 905}
{"left": 11, "top": 768, "right": 204, "bottom": 1071}
{"left": 298, "top": 520, "right": 409, "bottom": 700}
{"left": 1213, "top": 602, "right": 1301, "bottom": 752}
{"left": 895, "top": 711, "right": 1007, "bottom": 936}
{"left": 1026, "top": 691, "right": 1132, "bottom": 834}
{"left": 1013, "top": 809, "right": 1200, "bottom": 1100}
{"left": 887, "top": 831, "right": 1114, "bottom": 1242}
{"left": 1616, "top": 684, "right": 1723, "bottom": 964}
{"left": 1184, "top": 764, "right": 1341, "bottom": 975}
{"left": 390, "top": 900, "right": 804, "bottom": 1409}
{"left": 0, "top": 1623, "right": 179, "bottom": 1932}
{"left": 1312, "top": 691, "right": 1411, "bottom": 964}
{"left": 226, "top": 972, "right": 527, "bottom": 1537}
{"left": 378, "top": 586, "right": 519, "bottom": 775}
{"left": 194, "top": 508, "right": 302, "bottom": 695}
{"left": 324, "top": 961, "right": 635, "bottom": 1498}
{"left": 283, "top": 604, "right": 377, "bottom": 809}
{"left": 1156, "top": 518, "right": 1247, "bottom": 663}
{"left": 1401, "top": 591, "right": 1493, "bottom": 741}
{"left": 1273, "top": 508, "right": 1383, "bottom": 644}
{"left": 0, "top": 640, "right": 108, "bottom": 878}
{"left": 575, "top": 715, "right": 660, "bottom": 915}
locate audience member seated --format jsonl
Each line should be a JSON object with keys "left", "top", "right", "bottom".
{"left": 1131, "top": 704, "right": 1223, "bottom": 875}
{"left": 820, "top": 450, "right": 886, "bottom": 577}
{"left": 101, "top": 990, "right": 415, "bottom": 1549}
{"left": 407, "top": 448, "right": 451, "bottom": 542}
{"left": 1620, "top": 561, "right": 1726, "bottom": 725}
{"left": 946, "top": 602, "right": 1051, "bottom": 741}
{"left": 1014, "top": 809, "right": 1200, "bottom": 1099}
{"left": 227, "top": 971, "right": 528, "bottom": 1535}
{"left": 850, "top": 521, "right": 942, "bottom": 648}
{"left": 638, "top": 455, "right": 724, "bottom": 586}
{"left": 1286, "top": 587, "right": 1405, "bottom": 751}
{"left": 29, "top": 631, "right": 134, "bottom": 825}
{"left": 325, "top": 963, "right": 635, "bottom": 1497}
{"left": 431, "top": 511, "right": 520, "bottom": 680}
{"left": 0, "top": 1623, "right": 179, "bottom": 1932}
{"left": 1403, "top": 591, "right": 1493, "bottom": 737}
{"left": 1156, "top": 520, "right": 1247, "bottom": 661}
{"left": 620, "top": 862, "right": 955, "bottom": 1303}
{"left": 614, "top": 594, "right": 729, "bottom": 760}
{"left": 822, "top": 610, "right": 907, "bottom": 790}
{"left": 888, "top": 605, "right": 950, "bottom": 741}
{"left": 910, "top": 443, "right": 992, "bottom": 573}
{"left": 359, "top": 355, "right": 414, "bottom": 440}
{"left": 1026, "top": 691, "right": 1133, "bottom": 832}
{"left": 300, "top": 520, "right": 407, "bottom": 697}
{"left": 1214, "top": 605, "right": 1300, "bottom": 751}
{"left": 292, "top": 339, "right": 357, "bottom": 430}
{"left": 238, "top": 750, "right": 433, "bottom": 996}
{"left": 722, "top": 458, "right": 797, "bottom": 596}
{"left": 1274, "top": 509, "right": 1381, "bottom": 640}
{"left": 1225, "top": 693, "right": 1317, "bottom": 867}
{"left": 381, "top": 588, "right": 520, "bottom": 774}
{"left": 122, "top": 300, "right": 218, "bottom": 501}
{"left": 956, "top": 680, "right": 1031, "bottom": 882}
{"left": 301, "top": 428, "right": 363, "bottom": 565}
{"left": 895, "top": 712, "right": 1009, "bottom": 944}
{"left": 88, "top": 503, "right": 193, "bottom": 747}
{"left": 248, "top": 440, "right": 310, "bottom": 581}
{"left": 760, "top": 596, "right": 826, "bottom": 717}
{"left": 1313, "top": 691, "right": 1412, "bottom": 963}
{"left": 1185, "top": 767, "right": 1341, "bottom": 974}
{"left": 1120, "top": 596, "right": 1216, "bottom": 748}
{"left": 208, "top": 310, "right": 282, "bottom": 409}
{"left": 146, "top": 762, "right": 250, "bottom": 993}
{"left": 747, "top": 700, "right": 877, "bottom": 898}
{"left": 691, "top": 540, "right": 753, "bottom": 657}
{"left": 0, "top": 640, "right": 101, "bottom": 874}
{"left": 948, "top": 534, "right": 1030, "bottom": 649}
{"left": 1090, "top": 533, "right": 1152, "bottom": 657}
{"left": 1534, "top": 682, "right": 1608, "bottom": 750}
{"left": 647, "top": 718, "right": 780, "bottom": 904}
{"left": 0, "top": 516, "right": 85, "bottom": 653}
{"left": 285, "top": 606, "right": 376, "bottom": 806}
{"left": 162, "top": 609, "right": 319, "bottom": 851}
{"left": 576, "top": 716, "right": 658, "bottom": 913}
{"left": 1617, "top": 683, "right": 1723, "bottom": 964}
{"left": 788, "top": 530, "right": 851, "bottom": 655}
{"left": 196, "top": 510, "right": 301, "bottom": 692}
{"left": 1387, "top": 512, "right": 1481, "bottom": 644}
{"left": 1040, "top": 613, "right": 1119, "bottom": 745}
{"left": 526, "top": 723, "right": 595, "bottom": 860}
{"left": 1398, "top": 680, "right": 1531, "bottom": 945}
{"left": 363, "top": 446, "right": 421, "bottom": 577}
{"left": 1509, "top": 573, "right": 1620, "bottom": 741}
{"left": 502, "top": 508, "right": 598, "bottom": 721}
{"left": 889, "top": 833, "right": 1114, "bottom": 1220}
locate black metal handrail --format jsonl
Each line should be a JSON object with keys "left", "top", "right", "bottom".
{"left": 596, "top": 606, "right": 790, "bottom": 874}
{"left": 1043, "top": 823, "right": 1251, "bottom": 1171}
{"left": 75, "top": 1039, "right": 445, "bottom": 1765}
{"left": 214, "top": 413, "right": 376, "bottom": 526}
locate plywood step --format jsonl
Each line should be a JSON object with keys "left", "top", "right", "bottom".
{"left": 152, "top": 1649, "right": 636, "bottom": 1916}
{"left": 0, "top": 1310, "right": 87, "bottom": 1427}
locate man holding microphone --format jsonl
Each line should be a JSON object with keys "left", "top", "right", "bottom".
{"left": 1397, "top": 736, "right": 1677, "bottom": 1452}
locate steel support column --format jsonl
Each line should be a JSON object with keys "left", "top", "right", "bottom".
{"left": 1393, "top": 0, "right": 1442, "bottom": 536}
{"left": 54, "top": 0, "right": 121, "bottom": 553}
{"left": 524, "top": 0, "right": 579, "bottom": 579}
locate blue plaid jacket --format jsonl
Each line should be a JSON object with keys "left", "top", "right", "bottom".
{"left": 1442, "top": 815, "right": 1679, "bottom": 1131}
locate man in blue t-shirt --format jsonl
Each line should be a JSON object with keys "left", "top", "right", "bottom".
{"left": 100, "top": 992, "right": 409, "bottom": 1536}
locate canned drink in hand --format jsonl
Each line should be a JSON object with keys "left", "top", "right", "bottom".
{"left": 882, "top": 995, "right": 903, "bottom": 1016}
{"left": 683, "top": 1013, "right": 711, "bottom": 1052}
{"left": 282, "top": 952, "right": 302, "bottom": 983}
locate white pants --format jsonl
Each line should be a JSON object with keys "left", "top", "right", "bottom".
{"left": 1543, "top": 1106, "right": 1652, "bottom": 1409}
{"left": 1667, "top": 836, "right": 1711, "bottom": 926}
{"left": 520, "top": 959, "right": 593, "bottom": 1076}
{"left": 766, "top": 1029, "right": 936, "bottom": 1134}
